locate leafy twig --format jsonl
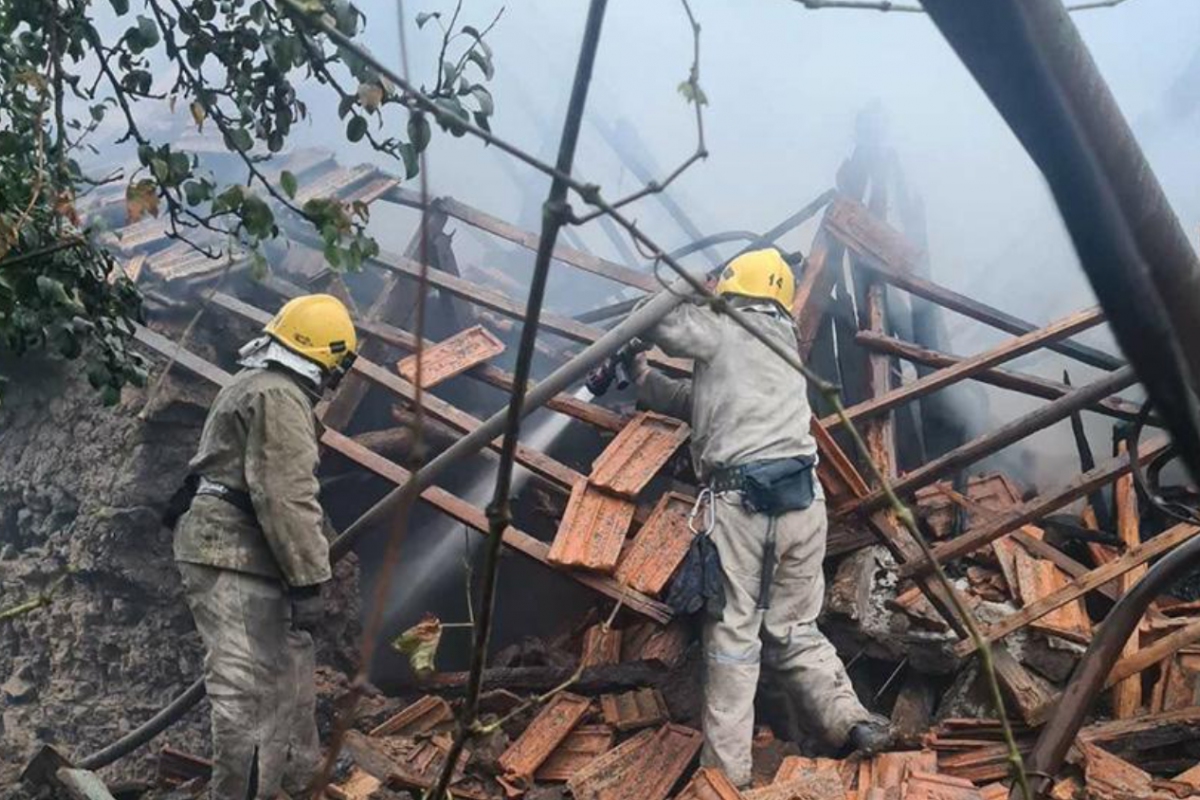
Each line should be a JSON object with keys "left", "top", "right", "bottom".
{"left": 0, "top": 572, "right": 71, "bottom": 623}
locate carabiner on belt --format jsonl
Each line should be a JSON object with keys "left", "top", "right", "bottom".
{"left": 688, "top": 487, "right": 716, "bottom": 536}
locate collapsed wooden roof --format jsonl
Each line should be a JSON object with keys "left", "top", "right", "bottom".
{"left": 103, "top": 146, "right": 1200, "bottom": 798}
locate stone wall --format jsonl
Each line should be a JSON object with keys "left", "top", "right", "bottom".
{"left": 0, "top": 344, "right": 360, "bottom": 787}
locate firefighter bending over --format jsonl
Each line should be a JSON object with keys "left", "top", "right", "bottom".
{"left": 172, "top": 294, "right": 357, "bottom": 799}
{"left": 633, "top": 249, "right": 891, "bottom": 787}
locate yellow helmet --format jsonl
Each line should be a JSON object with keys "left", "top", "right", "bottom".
{"left": 263, "top": 294, "right": 357, "bottom": 371}
{"left": 714, "top": 248, "right": 795, "bottom": 312}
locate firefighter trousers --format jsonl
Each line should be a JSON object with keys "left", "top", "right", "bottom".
{"left": 179, "top": 562, "right": 320, "bottom": 799}
{"left": 700, "top": 495, "right": 869, "bottom": 787}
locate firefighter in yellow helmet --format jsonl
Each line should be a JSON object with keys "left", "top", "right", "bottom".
{"left": 172, "top": 294, "right": 357, "bottom": 799}
{"left": 631, "top": 249, "right": 889, "bottom": 787}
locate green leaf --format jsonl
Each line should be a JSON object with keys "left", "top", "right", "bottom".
{"left": 433, "top": 98, "right": 468, "bottom": 136}
{"left": 466, "top": 49, "right": 494, "bottom": 80}
{"left": 415, "top": 11, "right": 440, "bottom": 29}
{"left": 136, "top": 15, "right": 159, "bottom": 48}
{"left": 398, "top": 143, "right": 418, "bottom": 180}
{"left": 100, "top": 385, "right": 121, "bottom": 406}
{"left": 280, "top": 170, "right": 298, "bottom": 200}
{"left": 407, "top": 112, "right": 431, "bottom": 153}
{"left": 109, "top": 0, "right": 130, "bottom": 14}
{"left": 677, "top": 79, "right": 708, "bottom": 107}
{"left": 225, "top": 128, "right": 254, "bottom": 153}
{"left": 469, "top": 85, "right": 494, "bottom": 116}
{"left": 391, "top": 613, "right": 442, "bottom": 678}
{"left": 346, "top": 116, "right": 368, "bottom": 143}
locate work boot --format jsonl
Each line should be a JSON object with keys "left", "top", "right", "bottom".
{"left": 848, "top": 714, "right": 894, "bottom": 755}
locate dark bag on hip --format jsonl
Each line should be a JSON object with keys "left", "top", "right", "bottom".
{"left": 739, "top": 455, "right": 817, "bottom": 515}
{"left": 666, "top": 531, "right": 725, "bottom": 621}
{"left": 162, "top": 473, "right": 200, "bottom": 530}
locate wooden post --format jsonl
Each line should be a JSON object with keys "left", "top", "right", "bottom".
{"left": 1112, "top": 438, "right": 1144, "bottom": 718}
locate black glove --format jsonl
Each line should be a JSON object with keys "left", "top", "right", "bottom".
{"left": 289, "top": 584, "right": 325, "bottom": 633}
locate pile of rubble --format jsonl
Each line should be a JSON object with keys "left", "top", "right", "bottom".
{"left": 28, "top": 131, "right": 1200, "bottom": 800}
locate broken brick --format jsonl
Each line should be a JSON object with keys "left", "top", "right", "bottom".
{"left": 534, "top": 724, "right": 615, "bottom": 782}
{"left": 568, "top": 723, "right": 702, "bottom": 800}
{"left": 589, "top": 411, "right": 690, "bottom": 498}
{"left": 614, "top": 492, "right": 695, "bottom": 596}
{"left": 674, "top": 766, "right": 744, "bottom": 800}
{"left": 498, "top": 692, "right": 591, "bottom": 784}
{"left": 599, "top": 687, "right": 669, "bottom": 731}
{"left": 547, "top": 481, "right": 636, "bottom": 574}
{"left": 580, "top": 623, "right": 622, "bottom": 669}
{"left": 396, "top": 325, "right": 504, "bottom": 388}
{"left": 370, "top": 695, "right": 454, "bottom": 738}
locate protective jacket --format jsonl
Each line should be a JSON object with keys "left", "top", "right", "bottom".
{"left": 639, "top": 298, "right": 818, "bottom": 479}
{"left": 174, "top": 366, "right": 331, "bottom": 587}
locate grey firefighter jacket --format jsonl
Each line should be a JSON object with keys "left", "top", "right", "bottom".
{"left": 174, "top": 367, "right": 332, "bottom": 587}
{"left": 638, "top": 298, "right": 819, "bottom": 481}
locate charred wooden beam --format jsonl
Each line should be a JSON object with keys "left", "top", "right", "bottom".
{"left": 825, "top": 196, "right": 1123, "bottom": 372}
{"left": 823, "top": 307, "right": 1106, "bottom": 429}
{"left": 848, "top": 366, "right": 1137, "bottom": 515}
{"left": 855, "top": 331, "right": 1146, "bottom": 423}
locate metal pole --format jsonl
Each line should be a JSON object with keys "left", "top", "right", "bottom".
{"left": 920, "top": 0, "right": 1200, "bottom": 484}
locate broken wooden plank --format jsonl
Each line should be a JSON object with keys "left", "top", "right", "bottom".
{"left": 1081, "top": 706, "right": 1200, "bottom": 752}
{"left": 1106, "top": 617, "right": 1200, "bottom": 688}
{"left": 156, "top": 747, "right": 212, "bottom": 785}
{"left": 589, "top": 412, "right": 690, "bottom": 498}
{"left": 497, "top": 692, "right": 591, "bottom": 784}
{"left": 614, "top": 492, "right": 695, "bottom": 595}
{"left": 548, "top": 481, "right": 637, "bottom": 574}
{"left": 903, "top": 436, "right": 1173, "bottom": 575}
{"left": 534, "top": 724, "right": 615, "bottom": 782}
{"left": 1011, "top": 546, "right": 1091, "bottom": 643}
{"left": 821, "top": 306, "right": 1106, "bottom": 429}
{"left": 395, "top": 325, "right": 504, "bottom": 388}
{"left": 370, "top": 695, "right": 454, "bottom": 738}
{"left": 956, "top": 522, "right": 1200, "bottom": 656}
{"left": 1112, "top": 440, "right": 1145, "bottom": 719}
{"left": 580, "top": 623, "right": 623, "bottom": 669}
{"left": 568, "top": 723, "right": 703, "bottom": 800}
{"left": 599, "top": 687, "right": 669, "bottom": 731}
{"left": 891, "top": 677, "right": 937, "bottom": 748}
{"left": 1081, "top": 742, "right": 1155, "bottom": 800}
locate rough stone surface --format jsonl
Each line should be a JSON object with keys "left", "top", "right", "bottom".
{"left": 0, "top": 348, "right": 361, "bottom": 789}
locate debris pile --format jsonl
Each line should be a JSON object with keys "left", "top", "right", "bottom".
{"left": 34, "top": 139, "right": 1200, "bottom": 800}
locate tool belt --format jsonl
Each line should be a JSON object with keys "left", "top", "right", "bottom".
{"left": 709, "top": 455, "right": 818, "bottom": 611}
{"left": 162, "top": 474, "right": 255, "bottom": 529}
{"left": 709, "top": 454, "right": 817, "bottom": 515}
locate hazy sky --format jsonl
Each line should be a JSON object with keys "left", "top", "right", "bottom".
{"left": 334, "top": 0, "right": 1200, "bottom": 334}
{"left": 329, "top": 0, "right": 1200, "bottom": 484}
